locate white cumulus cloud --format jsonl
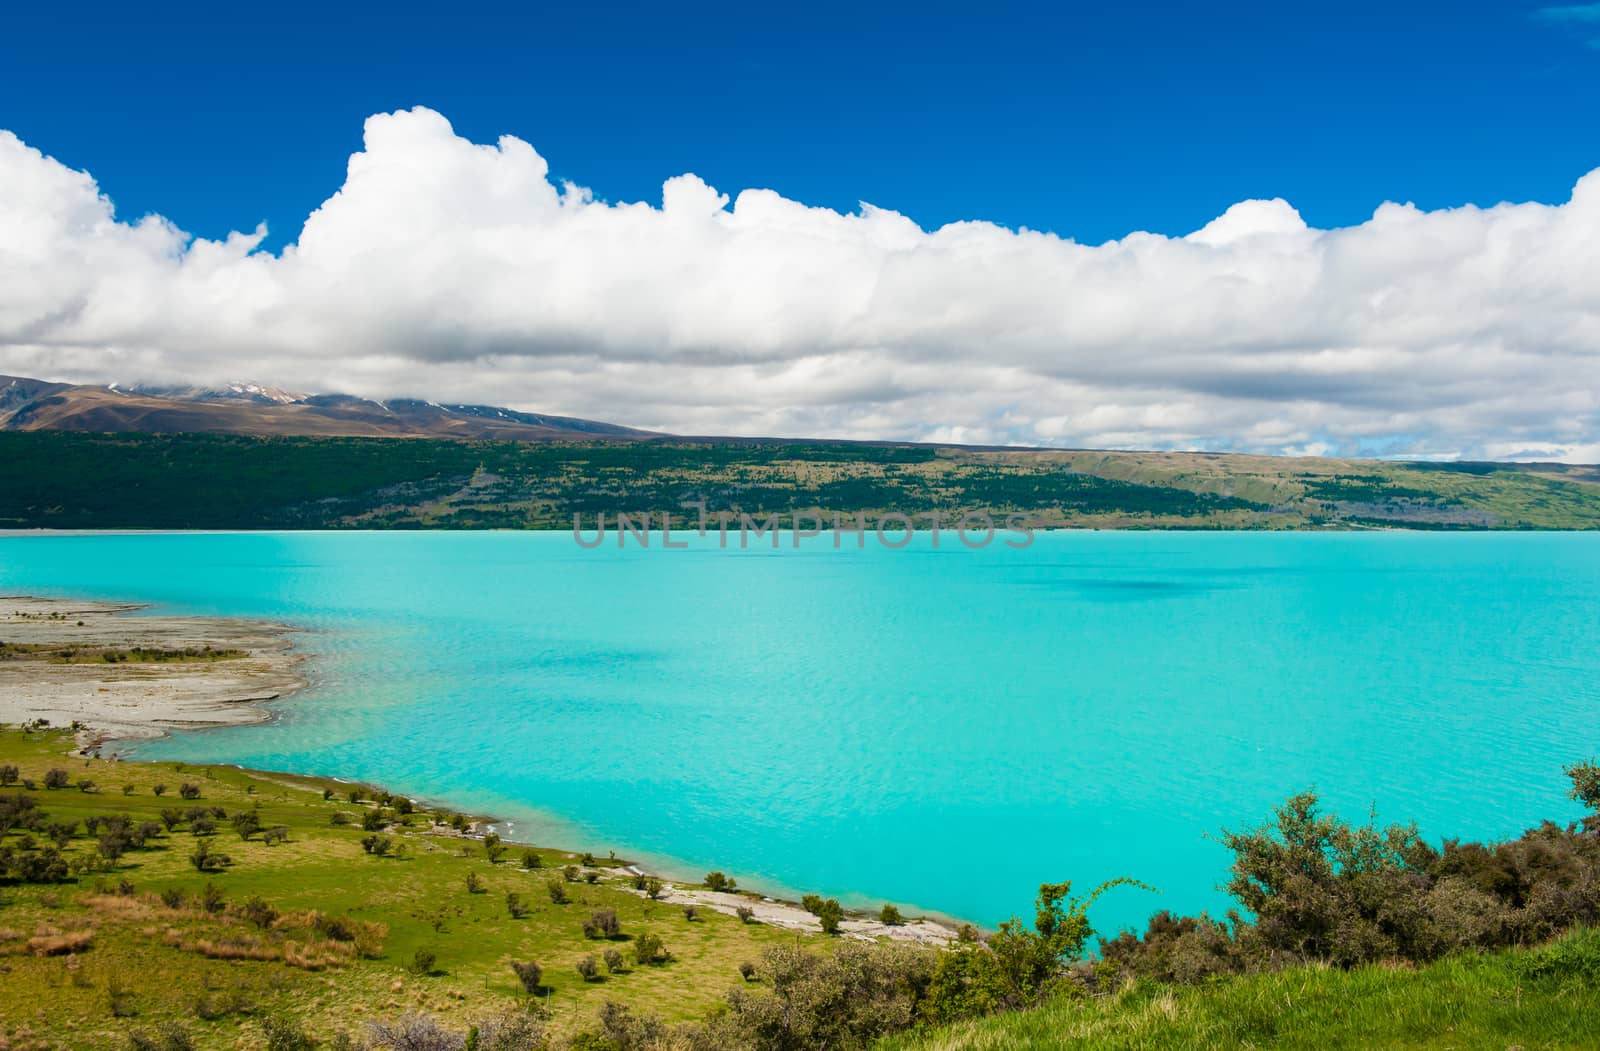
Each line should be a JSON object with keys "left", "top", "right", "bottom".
{"left": 2, "top": 106, "right": 1599, "bottom": 459}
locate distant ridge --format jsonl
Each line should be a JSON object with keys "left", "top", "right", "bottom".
{"left": 0, "top": 374, "right": 650, "bottom": 441}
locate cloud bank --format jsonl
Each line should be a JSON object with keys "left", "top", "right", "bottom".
{"left": 2, "top": 107, "right": 1598, "bottom": 459}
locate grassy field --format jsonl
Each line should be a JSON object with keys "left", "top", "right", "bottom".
{"left": 882, "top": 929, "right": 1600, "bottom": 1051}
{"left": 3, "top": 432, "right": 1600, "bottom": 530}
{"left": 0, "top": 726, "right": 805, "bottom": 1049}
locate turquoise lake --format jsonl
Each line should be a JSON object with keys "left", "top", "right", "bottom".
{"left": 2, "top": 530, "right": 1597, "bottom": 938}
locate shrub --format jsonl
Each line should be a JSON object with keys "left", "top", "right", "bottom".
{"left": 364, "top": 1014, "right": 464, "bottom": 1051}
{"left": 122, "top": 783, "right": 136, "bottom": 796}
{"left": 816, "top": 898, "right": 844, "bottom": 934}
{"left": 738, "top": 960, "right": 757, "bottom": 981}
{"left": 190, "top": 817, "right": 216, "bottom": 837}
{"left": 190, "top": 840, "right": 230, "bottom": 872}
{"left": 178, "top": 783, "right": 201, "bottom": 800}
{"left": 682, "top": 904, "right": 699, "bottom": 921}
{"left": 584, "top": 870, "right": 600, "bottom": 884}
{"left": 603, "top": 948, "right": 625, "bottom": 973}
{"left": 330, "top": 811, "right": 351, "bottom": 826}
{"left": 160, "top": 888, "right": 184, "bottom": 909}
{"left": 77, "top": 778, "right": 96, "bottom": 792}
{"left": 262, "top": 825, "right": 289, "bottom": 845}
{"left": 471, "top": 1009, "right": 546, "bottom": 1051}
{"left": 562, "top": 864, "right": 580, "bottom": 883}
{"left": 260, "top": 1012, "right": 317, "bottom": 1051}
{"left": 361, "top": 809, "right": 389, "bottom": 832}
{"left": 362, "top": 834, "right": 393, "bottom": 856}
{"left": 546, "top": 878, "right": 568, "bottom": 904}
{"left": 152, "top": 783, "right": 167, "bottom": 797}
{"left": 159, "top": 807, "right": 184, "bottom": 831}
{"left": 631, "top": 873, "right": 648, "bottom": 890}
{"left": 575, "top": 954, "right": 600, "bottom": 981}
{"left": 127, "top": 1022, "right": 198, "bottom": 1051}
{"left": 581, "top": 852, "right": 596, "bottom": 866}
{"left": 880, "top": 904, "right": 904, "bottom": 926}
{"left": 0, "top": 764, "right": 17, "bottom": 786}
{"left": 410, "top": 947, "right": 437, "bottom": 976}
{"left": 644, "top": 877, "right": 664, "bottom": 900}
{"left": 510, "top": 959, "right": 543, "bottom": 993}
{"left": 704, "top": 871, "right": 737, "bottom": 892}
{"left": 483, "top": 832, "right": 506, "bottom": 863}
{"left": 582, "top": 908, "right": 621, "bottom": 939}
{"left": 801, "top": 894, "right": 824, "bottom": 915}
{"left": 521, "top": 849, "right": 542, "bottom": 870}
{"left": 239, "top": 895, "right": 279, "bottom": 929}
{"left": 736, "top": 905, "right": 755, "bottom": 923}
{"left": 506, "top": 891, "right": 529, "bottom": 918}
{"left": 465, "top": 871, "right": 485, "bottom": 893}
{"left": 231, "top": 811, "right": 262, "bottom": 840}
{"left": 200, "top": 883, "right": 227, "bottom": 913}
{"left": 632, "top": 932, "right": 668, "bottom": 966}
{"left": 43, "top": 768, "right": 70, "bottom": 789}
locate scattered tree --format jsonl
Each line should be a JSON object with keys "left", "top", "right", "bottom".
{"left": 575, "top": 954, "right": 600, "bottom": 981}
{"left": 509, "top": 959, "right": 542, "bottom": 994}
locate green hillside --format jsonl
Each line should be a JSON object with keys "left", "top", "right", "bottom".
{"left": 3, "top": 432, "right": 1600, "bottom": 530}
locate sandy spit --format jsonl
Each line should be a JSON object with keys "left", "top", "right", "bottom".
{"left": 0, "top": 595, "right": 307, "bottom": 744}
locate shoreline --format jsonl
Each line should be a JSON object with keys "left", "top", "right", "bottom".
{"left": 0, "top": 593, "right": 962, "bottom": 946}
{"left": 0, "top": 595, "right": 308, "bottom": 745}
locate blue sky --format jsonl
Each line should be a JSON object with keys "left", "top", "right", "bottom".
{"left": 2, "top": 1, "right": 1599, "bottom": 458}
{"left": 4, "top": 0, "right": 1598, "bottom": 248}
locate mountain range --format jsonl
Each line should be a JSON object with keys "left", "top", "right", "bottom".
{"left": 0, "top": 374, "right": 647, "bottom": 441}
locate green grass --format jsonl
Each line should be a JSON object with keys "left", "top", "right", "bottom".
{"left": 0, "top": 727, "right": 801, "bottom": 1049}
{"left": 881, "top": 929, "right": 1600, "bottom": 1050}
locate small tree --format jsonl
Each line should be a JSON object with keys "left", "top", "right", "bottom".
{"left": 465, "top": 871, "right": 485, "bottom": 893}
{"left": 801, "top": 894, "right": 824, "bottom": 915}
{"left": 603, "top": 948, "right": 625, "bottom": 973}
{"left": 510, "top": 959, "right": 542, "bottom": 993}
{"left": 178, "top": 783, "right": 201, "bottom": 800}
{"left": 704, "top": 871, "right": 736, "bottom": 892}
{"left": 159, "top": 808, "right": 184, "bottom": 831}
{"left": 1567, "top": 760, "right": 1600, "bottom": 812}
{"left": 483, "top": 832, "right": 506, "bottom": 863}
{"left": 522, "top": 850, "right": 543, "bottom": 870}
{"left": 231, "top": 811, "right": 262, "bottom": 840}
{"left": 644, "top": 877, "right": 664, "bottom": 900}
{"left": 682, "top": 904, "right": 699, "bottom": 921}
{"left": 506, "top": 891, "right": 529, "bottom": 919}
{"left": 736, "top": 905, "right": 755, "bottom": 923}
{"left": 410, "top": 947, "right": 437, "bottom": 976}
{"left": 190, "top": 841, "right": 230, "bottom": 873}
{"left": 582, "top": 908, "right": 621, "bottom": 939}
{"left": 0, "top": 764, "right": 17, "bottom": 786}
{"left": 632, "top": 932, "right": 667, "bottom": 966}
{"left": 575, "top": 954, "right": 600, "bottom": 981}
{"left": 152, "top": 783, "right": 167, "bottom": 797}
{"left": 880, "top": 904, "right": 903, "bottom": 926}
{"left": 816, "top": 899, "right": 844, "bottom": 934}
{"left": 43, "top": 768, "right": 70, "bottom": 789}
{"left": 546, "top": 878, "right": 569, "bottom": 905}
{"left": 361, "top": 834, "right": 393, "bottom": 857}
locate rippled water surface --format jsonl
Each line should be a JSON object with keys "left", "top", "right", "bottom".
{"left": 2, "top": 531, "right": 1596, "bottom": 936}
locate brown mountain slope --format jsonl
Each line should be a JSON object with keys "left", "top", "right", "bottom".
{"left": 0, "top": 375, "right": 649, "bottom": 440}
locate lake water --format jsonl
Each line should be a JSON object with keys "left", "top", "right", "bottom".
{"left": 1, "top": 530, "right": 1596, "bottom": 938}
